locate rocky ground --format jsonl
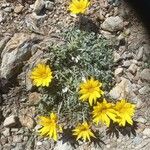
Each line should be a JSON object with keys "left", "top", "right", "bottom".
{"left": 0, "top": 0, "right": 150, "bottom": 150}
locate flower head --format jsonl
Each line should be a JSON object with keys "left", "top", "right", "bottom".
{"left": 30, "top": 63, "right": 53, "bottom": 87}
{"left": 114, "top": 99, "right": 135, "bottom": 126}
{"left": 72, "top": 121, "right": 95, "bottom": 141}
{"left": 38, "top": 113, "right": 62, "bottom": 141}
{"left": 69, "top": 0, "right": 90, "bottom": 15}
{"left": 92, "top": 99, "right": 117, "bottom": 127}
{"left": 79, "top": 77, "right": 104, "bottom": 106}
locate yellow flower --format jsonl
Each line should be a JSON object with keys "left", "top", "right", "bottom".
{"left": 79, "top": 77, "right": 104, "bottom": 106}
{"left": 30, "top": 63, "right": 53, "bottom": 87}
{"left": 92, "top": 99, "right": 117, "bottom": 127}
{"left": 68, "top": 0, "right": 90, "bottom": 15}
{"left": 114, "top": 99, "right": 135, "bottom": 126}
{"left": 72, "top": 121, "right": 95, "bottom": 141}
{"left": 38, "top": 113, "right": 62, "bottom": 141}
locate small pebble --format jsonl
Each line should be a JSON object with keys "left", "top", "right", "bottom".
{"left": 143, "top": 128, "right": 150, "bottom": 136}
{"left": 137, "top": 117, "right": 147, "bottom": 124}
{"left": 36, "top": 141, "right": 42, "bottom": 146}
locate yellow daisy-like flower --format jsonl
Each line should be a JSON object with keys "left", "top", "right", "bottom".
{"left": 114, "top": 99, "right": 135, "bottom": 126}
{"left": 72, "top": 121, "right": 95, "bottom": 142}
{"left": 38, "top": 113, "right": 62, "bottom": 141}
{"left": 92, "top": 99, "right": 117, "bottom": 127}
{"left": 68, "top": 0, "right": 90, "bottom": 15}
{"left": 79, "top": 77, "right": 104, "bottom": 106}
{"left": 30, "top": 63, "right": 53, "bottom": 87}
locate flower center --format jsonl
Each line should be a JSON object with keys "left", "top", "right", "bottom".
{"left": 87, "top": 86, "right": 95, "bottom": 93}
{"left": 99, "top": 106, "right": 108, "bottom": 113}
{"left": 45, "top": 119, "right": 56, "bottom": 126}
{"left": 40, "top": 72, "right": 48, "bottom": 79}
{"left": 80, "top": 127, "right": 88, "bottom": 132}
{"left": 118, "top": 106, "right": 126, "bottom": 114}
{"left": 76, "top": 4, "right": 84, "bottom": 10}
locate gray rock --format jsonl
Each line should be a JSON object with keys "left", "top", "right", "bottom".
{"left": 139, "top": 85, "right": 150, "bottom": 95}
{"left": 54, "top": 141, "right": 73, "bottom": 150}
{"left": 137, "top": 117, "right": 147, "bottom": 124}
{"left": 143, "top": 128, "right": 150, "bottom": 136}
{"left": 0, "top": 144, "right": 2, "bottom": 150}
{"left": 101, "top": 30, "right": 115, "bottom": 39}
{"left": 101, "top": 16, "right": 124, "bottom": 32}
{"left": 143, "top": 53, "right": 148, "bottom": 61}
{"left": 99, "top": 9, "right": 105, "bottom": 21}
{"left": 42, "top": 140, "right": 51, "bottom": 149}
{"left": 19, "top": 115, "right": 36, "bottom": 129}
{"left": 11, "top": 128, "right": 19, "bottom": 132}
{"left": 143, "top": 44, "right": 150, "bottom": 55}
{"left": 1, "top": 135, "right": 8, "bottom": 145}
{"left": 13, "top": 135, "right": 23, "bottom": 143}
{"left": 125, "top": 72, "right": 134, "bottom": 80}
{"left": 33, "top": 0, "right": 45, "bottom": 15}
{"left": 128, "top": 64, "right": 137, "bottom": 74}
{"left": 132, "top": 59, "right": 138, "bottom": 65}
{"left": 1, "top": 3, "right": 10, "bottom": 8}
{"left": 14, "top": 4, "right": 24, "bottom": 14}
{"left": 132, "top": 96, "right": 142, "bottom": 108}
{"left": 23, "top": 136, "right": 29, "bottom": 141}
{"left": 21, "top": 50, "right": 44, "bottom": 91}
{"left": 34, "top": 124, "right": 41, "bottom": 132}
{"left": 25, "top": 14, "right": 45, "bottom": 35}
{"left": 28, "top": 92, "right": 41, "bottom": 105}
{"left": 114, "top": 51, "right": 121, "bottom": 62}
{"left": 133, "top": 137, "right": 143, "bottom": 145}
{"left": 136, "top": 46, "right": 144, "bottom": 60}
{"left": 124, "top": 28, "right": 130, "bottom": 35}
{"left": 25, "top": 50, "right": 44, "bottom": 91}
{"left": 2, "top": 143, "right": 12, "bottom": 150}
{"left": 137, "top": 79, "right": 143, "bottom": 86}
{"left": 3, "top": 6, "right": 14, "bottom": 13}
{"left": 119, "top": 46, "right": 126, "bottom": 53}
{"left": 17, "top": 128, "right": 24, "bottom": 134}
{"left": 2, "top": 128, "right": 10, "bottom": 136}
{"left": 122, "top": 52, "right": 133, "bottom": 59}
{"left": 36, "top": 141, "right": 42, "bottom": 146}
{"left": 115, "top": 68, "right": 123, "bottom": 76}
{"left": 30, "top": 12, "right": 47, "bottom": 26}
{"left": 3, "top": 115, "right": 18, "bottom": 127}
{"left": 132, "top": 83, "right": 140, "bottom": 92}
{"left": 12, "top": 143, "right": 25, "bottom": 150}
{"left": 0, "top": 33, "right": 42, "bottom": 79}
{"left": 0, "top": 11, "right": 6, "bottom": 23}
{"left": 117, "top": 34, "right": 125, "bottom": 42}
{"left": 45, "top": 1, "right": 54, "bottom": 11}
{"left": 140, "top": 69, "right": 150, "bottom": 82}
{"left": 109, "top": 78, "right": 133, "bottom": 99}
{"left": 123, "top": 60, "right": 131, "bottom": 67}
{"left": 135, "top": 138, "right": 150, "bottom": 149}
{"left": 134, "top": 71, "right": 140, "bottom": 81}
{"left": 0, "top": 36, "right": 11, "bottom": 53}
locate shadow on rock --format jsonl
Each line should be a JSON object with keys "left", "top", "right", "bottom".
{"left": 61, "top": 127, "right": 79, "bottom": 149}
{"left": 106, "top": 121, "right": 138, "bottom": 138}
{"left": 92, "top": 130, "right": 106, "bottom": 148}
{"left": 0, "top": 78, "right": 12, "bottom": 94}
{"left": 75, "top": 15, "right": 99, "bottom": 34}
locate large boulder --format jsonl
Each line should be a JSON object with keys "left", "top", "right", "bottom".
{"left": 0, "top": 33, "right": 42, "bottom": 79}
{"left": 109, "top": 78, "right": 134, "bottom": 100}
{"left": 101, "top": 16, "right": 124, "bottom": 32}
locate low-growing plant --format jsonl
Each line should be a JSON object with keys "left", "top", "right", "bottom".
{"left": 37, "top": 28, "right": 115, "bottom": 126}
